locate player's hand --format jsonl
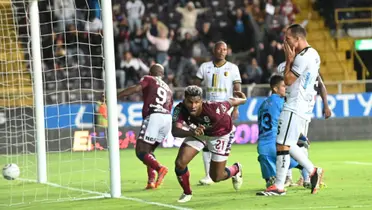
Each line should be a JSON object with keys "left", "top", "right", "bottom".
{"left": 323, "top": 105, "right": 331, "bottom": 119}
{"left": 233, "top": 91, "right": 246, "bottom": 99}
{"left": 284, "top": 41, "right": 296, "bottom": 63}
{"left": 232, "top": 108, "right": 239, "bottom": 121}
{"left": 193, "top": 125, "right": 205, "bottom": 136}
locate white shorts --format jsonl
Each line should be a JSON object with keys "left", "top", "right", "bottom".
{"left": 138, "top": 113, "right": 172, "bottom": 145}
{"left": 302, "top": 120, "right": 310, "bottom": 137}
{"left": 183, "top": 132, "right": 235, "bottom": 162}
{"left": 276, "top": 110, "right": 307, "bottom": 146}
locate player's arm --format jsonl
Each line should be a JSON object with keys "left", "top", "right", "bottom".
{"left": 117, "top": 84, "right": 142, "bottom": 99}
{"left": 283, "top": 61, "right": 298, "bottom": 86}
{"left": 228, "top": 91, "right": 247, "bottom": 107}
{"left": 317, "top": 74, "right": 331, "bottom": 119}
{"left": 283, "top": 42, "right": 300, "bottom": 86}
{"left": 171, "top": 105, "right": 204, "bottom": 137}
{"left": 194, "top": 64, "right": 204, "bottom": 86}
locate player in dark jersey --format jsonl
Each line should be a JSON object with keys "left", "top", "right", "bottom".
{"left": 117, "top": 64, "right": 173, "bottom": 190}
{"left": 171, "top": 85, "right": 247, "bottom": 203}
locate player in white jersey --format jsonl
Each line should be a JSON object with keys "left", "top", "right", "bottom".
{"left": 276, "top": 62, "right": 331, "bottom": 188}
{"left": 194, "top": 41, "right": 242, "bottom": 185}
{"left": 257, "top": 24, "right": 324, "bottom": 196}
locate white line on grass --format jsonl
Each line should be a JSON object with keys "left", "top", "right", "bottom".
{"left": 18, "top": 178, "right": 192, "bottom": 210}
{"left": 344, "top": 161, "right": 372, "bottom": 166}
{"left": 253, "top": 204, "right": 372, "bottom": 210}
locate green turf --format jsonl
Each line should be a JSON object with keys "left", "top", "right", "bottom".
{"left": 1, "top": 140, "right": 372, "bottom": 210}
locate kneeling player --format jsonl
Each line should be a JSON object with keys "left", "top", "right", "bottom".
{"left": 257, "top": 75, "right": 305, "bottom": 187}
{"left": 117, "top": 64, "right": 172, "bottom": 189}
{"left": 172, "top": 86, "right": 247, "bottom": 203}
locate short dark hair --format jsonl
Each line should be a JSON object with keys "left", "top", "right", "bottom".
{"left": 287, "top": 24, "right": 307, "bottom": 38}
{"left": 270, "top": 75, "right": 284, "bottom": 89}
{"left": 184, "top": 85, "right": 203, "bottom": 98}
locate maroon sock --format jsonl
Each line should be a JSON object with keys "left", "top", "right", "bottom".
{"left": 147, "top": 166, "right": 156, "bottom": 184}
{"left": 143, "top": 153, "right": 161, "bottom": 171}
{"left": 175, "top": 167, "right": 192, "bottom": 195}
{"left": 225, "top": 164, "right": 239, "bottom": 179}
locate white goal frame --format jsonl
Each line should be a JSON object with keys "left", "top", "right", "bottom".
{"left": 28, "top": 0, "right": 121, "bottom": 198}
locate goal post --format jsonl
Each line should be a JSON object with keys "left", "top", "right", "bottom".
{"left": 29, "top": 0, "right": 47, "bottom": 184}
{"left": 101, "top": 0, "right": 121, "bottom": 198}
{"left": 0, "top": 0, "right": 121, "bottom": 205}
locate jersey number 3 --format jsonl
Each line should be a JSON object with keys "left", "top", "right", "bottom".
{"left": 156, "top": 87, "right": 167, "bottom": 105}
{"left": 261, "top": 113, "right": 272, "bottom": 132}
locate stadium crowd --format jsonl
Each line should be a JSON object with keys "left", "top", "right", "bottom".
{"left": 14, "top": 0, "right": 343, "bottom": 101}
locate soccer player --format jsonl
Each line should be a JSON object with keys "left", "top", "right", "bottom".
{"left": 172, "top": 85, "right": 246, "bottom": 203}
{"left": 257, "top": 75, "right": 305, "bottom": 188}
{"left": 194, "top": 41, "right": 242, "bottom": 185}
{"left": 117, "top": 64, "right": 173, "bottom": 189}
{"left": 277, "top": 61, "right": 331, "bottom": 188}
{"left": 257, "top": 24, "right": 324, "bottom": 196}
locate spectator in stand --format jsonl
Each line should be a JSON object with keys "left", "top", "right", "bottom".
{"left": 262, "top": 55, "right": 276, "bottom": 83}
{"left": 199, "top": 22, "right": 221, "bottom": 56}
{"left": 176, "top": 32, "right": 199, "bottom": 86}
{"left": 146, "top": 27, "right": 171, "bottom": 71}
{"left": 53, "top": 0, "right": 76, "bottom": 32}
{"left": 242, "top": 57, "right": 263, "bottom": 84}
{"left": 176, "top": 1, "right": 209, "bottom": 39}
{"left": 227, "top": 8, "right": 255, "bottom": 53}
{"left": 118, "top": 51, "right": 149, "bottom": 87}
{"left": 126, "top": 0, "right": 145, "bottom": 32}
{"left": 149, "top": 15, "right": 169, "bottom": 37}
{"left": 280, "top": 0, "right": 300, "bottom": 25}
{"left": 265, "top": 7, "right": 286, "bottom": 43}
{"left": 130, "top": 28, "right": 148, "bottom": 56}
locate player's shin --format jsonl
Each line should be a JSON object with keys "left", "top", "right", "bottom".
{"left": 147, "top": 166, "right": 156, "bottom": 184}
{"left": 175, "top": 166, "right": 192, "bottom": 195}
{"left": 275, "top": 150, "right": 291, "bottom": 190}
{"left": 137, "top": 152, "right": 162, "bottom": 171}
{"left": 202, "top": 147, "right": 211, "bottom": 177}
{"left": 289, "top": 145, "right": 314, "bottom": 174}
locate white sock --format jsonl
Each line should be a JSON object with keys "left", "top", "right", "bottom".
{"left": 275, "top": 152, "right": 290, "bottom": 190}
{"left": 202, "top": 151, "right": 211, "bottom": 177}
{"left": 286, "top": 169, "right": 292, "bottom": 179}
{"left": 290, "top": 145, "right": 314, "bottom": 174}
{"left": 300, "top": 147, "right": 310, "bottom": 182}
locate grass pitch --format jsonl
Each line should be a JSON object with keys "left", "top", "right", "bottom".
{"left": 1, "top": 140, "right": 372, "bottom": 210}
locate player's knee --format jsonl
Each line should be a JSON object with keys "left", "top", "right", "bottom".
{"left": 136, "top": 152, "right": 147, "bottom": 162}
{"left": 276, "top": 143, "right": 290, "bottom": 152}
{"left": 174, "top": 158, "right": 187, "bottom": 170}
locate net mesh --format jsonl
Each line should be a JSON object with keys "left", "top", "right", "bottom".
{"left": 0, "top": 0, "right": 110, "bottom": 206}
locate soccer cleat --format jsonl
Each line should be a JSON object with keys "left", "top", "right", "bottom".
{"left": 303, "top": 182, "right": 311, "bottom": 189}
{"left": 155, "top": 166, "right": 169, "bottom": 188}
{"left": 145, "top": 183, "right": 156, "bottom": 190}
{"left": 310, "top": 167, "right": 324, "bottom": 194}
{"left": 232, "top": 163, "right": 243, "bottom": 191}
{"left": 266, "top": 176, "right": 276, "bottom": 188}
{"left": 198, "top": 176, "right": 214, "bottom": 185}
{"left": 284, "top": 176, "right": 293, "bottom": 187}
{"left": 177, "top": 193, "right": 192, "bottom": 203}
{"left": 256, "top": 185, "right": 286, "bottom": 196}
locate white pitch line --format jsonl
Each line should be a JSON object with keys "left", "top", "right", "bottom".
{"left": 252, "top": 204, "right": 372, "bottom": 210}
{"left": 18, "top": 178, "right": 192, "bottom": 210}
{"left": 344, "top": 161, "right": 372, "bottom": 166}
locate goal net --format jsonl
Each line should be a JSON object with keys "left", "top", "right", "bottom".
{"left": 0, "top": 0, "right": 116, "bottom": 206}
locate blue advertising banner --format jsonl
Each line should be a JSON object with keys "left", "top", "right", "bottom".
{"left": 44, "top": 93, "right": 372, "bottom": 129}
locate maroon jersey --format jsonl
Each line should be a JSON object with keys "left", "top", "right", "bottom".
{"left": 172, "top": 101, "right": 233, "bottom": 136}
{"left": 140, "top": 75, "right": 173, "bottom": 118}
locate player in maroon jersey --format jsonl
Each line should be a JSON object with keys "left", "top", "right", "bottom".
{"left": 172, "top": 85, "right": 247, "bottom": 203}
{"left": 117, "top": 64, "right": 173, "bottom": 189}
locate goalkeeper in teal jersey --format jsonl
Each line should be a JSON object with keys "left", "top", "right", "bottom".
{"left": 257, "top": 75, "right": 308, "bottom": 187}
